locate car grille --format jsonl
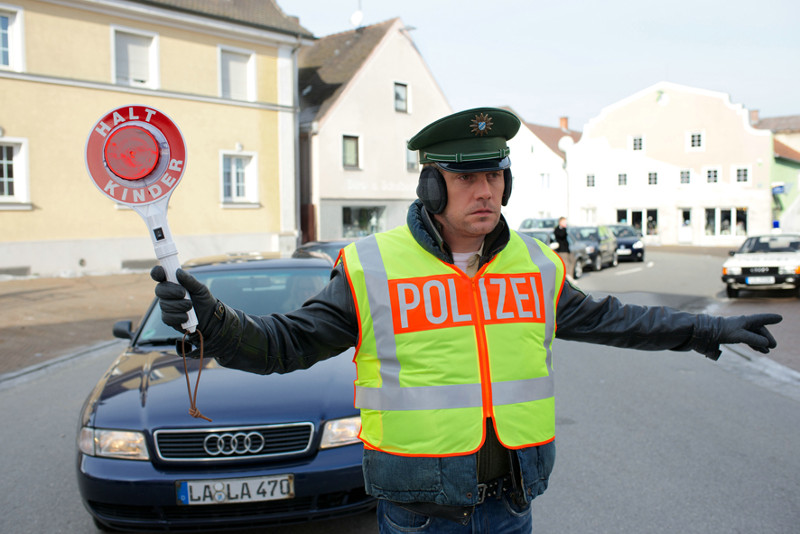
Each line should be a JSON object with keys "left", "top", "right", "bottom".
{"left": 154, "top": 423, "right": 314, "bottom": 462}
{"left": 742, "top": 266, "right": 778, "bottom": 275}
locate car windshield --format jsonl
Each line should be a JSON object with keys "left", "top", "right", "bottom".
{"left": 136, "top": 267, "right": 331, "bottom": 344}
{"left": 573, "top": 227, "right": 599, "bottom": 240}
{"left": 611, "top": 226, "right": 637, "bottom": 238}
{"left": 737, "top": 235, "right": 800, "bottom": 254}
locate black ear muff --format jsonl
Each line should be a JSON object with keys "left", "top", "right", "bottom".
{"left": 502, "top": 167, "right": 512, "bottom": 206}
{"left": 417, "top": 166, "right": 447, "bottom": 214}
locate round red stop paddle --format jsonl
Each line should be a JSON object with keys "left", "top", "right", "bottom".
{"left": 85, "top": 105, "right": 198, "bottom": 332}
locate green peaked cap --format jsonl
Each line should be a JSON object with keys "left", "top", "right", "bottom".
{"left": 407, "top": 107, "right": 521, "bottom": 165}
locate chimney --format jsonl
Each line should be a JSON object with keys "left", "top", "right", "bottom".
{"left": 559, "top": 116, "right": 569, "bottom": 131}
{"left": 749, "top": 109, "right": 759, "bottom": 125}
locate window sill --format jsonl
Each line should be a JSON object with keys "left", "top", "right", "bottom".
{"left": 0, "top": 202, "right": 33, "bottom": 211}
{"left": 220, "top": 201, "right": 261, "bottom": 209}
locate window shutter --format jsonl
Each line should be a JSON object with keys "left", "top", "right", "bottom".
{"left": 116, "top": 32, "right": 150, "bottom": 86}
{"left": 221, "top": 51, "right": 249, "bottom": 100}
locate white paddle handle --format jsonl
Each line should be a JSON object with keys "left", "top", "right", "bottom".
{"left": 137, "top": 204, "right": 198, "bottom": 333}
{"left": 160, "top": 253, "right": 199, "bottom": 333}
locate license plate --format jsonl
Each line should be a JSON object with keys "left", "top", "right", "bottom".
{"left": 617, "top": 249, "right": 632, "bottom": 255}
{"left": 177, "top": 474, "right": 294, "bottom": 506}
{"left": 746, "top": 276, "right": 775, "bottom": 285}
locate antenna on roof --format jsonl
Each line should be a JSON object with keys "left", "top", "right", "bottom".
{"left": 350, "top": 0, "right": 363, "bottom": 27}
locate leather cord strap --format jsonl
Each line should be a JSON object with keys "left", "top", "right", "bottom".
{"left": 181, "top": 330, "right": 212, "bottom": 422}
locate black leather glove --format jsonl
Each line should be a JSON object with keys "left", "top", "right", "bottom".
{"left": 704, "top": 313, "right": 782, "bottom": 360}
{"left": 151, "top": 266, "right": 225, "bottom": 353}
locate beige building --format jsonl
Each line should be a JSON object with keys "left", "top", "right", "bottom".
{"left": 0, "top": 0, "right": 313, "bottom": 276}
{"left": 297, "top": 18, "right": 450, "bottom": 242}
{"left": 565, "top": 82, "right": 800, "bottom": 246}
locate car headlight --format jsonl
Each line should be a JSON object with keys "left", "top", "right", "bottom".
{"left": 78, "top": 427, "right": 150, "bottom": 460}
{"left": 585, "top": 246, "right": 595, "bottom": 254}
{"left": 779, "top": 265, "right": 800, "bottom": 275}
{"left": 632, "top": 240, "right": 644, "bottom": 249}
{"left": 320, "top": 416, "right": 361, "bottom": 449}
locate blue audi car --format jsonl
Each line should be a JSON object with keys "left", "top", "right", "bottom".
{"left": 76, "top": 255, "right": 374, "bottom": 532}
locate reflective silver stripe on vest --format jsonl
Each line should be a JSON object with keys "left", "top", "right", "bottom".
{"left": 356, "top": 382, "right": 483, "bottom": 411}
{"left": 355, "top": 236, "right": 401, "bottom": 388}
{"left": 354, "top": 233, "right": 558, "bottom": 411}
{"left": 519, "top": 233, "right": 558, "bottom": 378}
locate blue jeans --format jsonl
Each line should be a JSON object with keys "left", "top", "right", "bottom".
{"left": 377, "top": 496, "right": 532, "bottom": 533}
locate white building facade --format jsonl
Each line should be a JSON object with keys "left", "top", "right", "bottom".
{"left": 565, "top": 82, "right": 784, "bottom": 247}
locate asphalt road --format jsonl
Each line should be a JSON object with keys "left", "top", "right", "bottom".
{"left": 1, "top": 249, "right": 798, "bottom": 533}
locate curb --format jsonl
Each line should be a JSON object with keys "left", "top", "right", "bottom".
{"left": 719, "top": 344, "right": 800, "bottom": 402}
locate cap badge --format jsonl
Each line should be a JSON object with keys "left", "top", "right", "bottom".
{"left": 470, "top": 113, "right": 493, "bottom": 136}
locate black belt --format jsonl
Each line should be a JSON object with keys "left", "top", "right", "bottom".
{"left": 395, "top": 474, "right": 516, "bottom": 524}
{"left": 476, "top": 473, "right": 514, "bottom": 504}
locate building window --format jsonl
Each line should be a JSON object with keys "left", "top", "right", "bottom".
{"left": 646, "top": 209, "right": 658, "bottom": 235}
{"left": 735, "top": 167, "right": 749, "bottom": 183}
{"left": 680, "top": 170, "right": 691, "bottom": 184}
{"left": 406, "top": 147, "right": 417, "bottom": 172}
{"left": 0, "top": 144, "right": 14, "bottom": 197}
{"left": 586, "top": 174, "right": 595, "bottom": 187}
{"left": 706, "top": 169, "right": 719, "bottom": 183}
{"left": 686, "top": 131, "right": 704, "bottom": 151}
{"left": 618, "top": 173, "right": 627, "bottom": 186}
{"left": 221, "top": 153, "right": 257, "bottom": 204}
{"left": 0, "top": 140, "right": 30, "bottom": 208}
{"left": 220, "top": 47, "right": 255, "bottom": 101}
{"left": 705, "top": 207, "right": 748, "bottom": 236}
{"left": 394, "top": 82, "right": 408, "bottom": 112}
{"left": 540, "top": 173, "right": 550, "bottom": 189}
{"left": 616, "top": 209, "right": 627, "bottom": 223}
{"left": 113, "top": 28, "right": 158, "bottom": 88}
{"left": 0, "top": 6, "right": 22, "bottom": 71}
{"left": 342, "top": 206, "right": 385, "bottom": 237}
{"left": 343, "top": 135, "right": 360, "bottom": 169}
{"left": 631, "top": 136, "right": 644, "bottom": 151}
{"left": 648, "top": 172, "right": 658, "bottom": 185}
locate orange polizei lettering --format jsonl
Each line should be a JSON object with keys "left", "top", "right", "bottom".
{"left": 389, "top": 273, "right": 545, "bottom": 334}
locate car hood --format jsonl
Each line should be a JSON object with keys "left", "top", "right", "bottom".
{"left": 724, "top": 252, "right": 800, "bottom": 266}
{"left": 82, "top": 346, "right": 357, "bottom": 431}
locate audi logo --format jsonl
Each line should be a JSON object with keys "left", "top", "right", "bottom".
{"left": 750, "top": 267, "right": 769, "bottom": 273}
{"left": 203, "top": 432, "right": 265, "bottom": 456}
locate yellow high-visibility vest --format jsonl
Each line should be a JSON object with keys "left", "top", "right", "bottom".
{"left": 340, "top": 226, "right": 565, "bottom": 456}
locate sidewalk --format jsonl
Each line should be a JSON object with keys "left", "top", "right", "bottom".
{"left": 0, "top": 272, "right": 154, "bottom": 376}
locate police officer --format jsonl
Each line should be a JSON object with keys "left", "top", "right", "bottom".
{"left": 152, "top": 107, "right": 781, "bottom": 533}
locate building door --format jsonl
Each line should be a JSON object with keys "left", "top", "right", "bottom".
{"left": 678, "top": 208, "right": 692, "bottom": 243}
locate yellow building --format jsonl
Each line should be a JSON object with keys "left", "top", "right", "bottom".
{"left": 0, "top": 0, "right": 313, "bottom": 276}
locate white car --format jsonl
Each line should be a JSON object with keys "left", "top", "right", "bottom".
{"left": 721, "top": 234, "right": 800, "bottom": 298}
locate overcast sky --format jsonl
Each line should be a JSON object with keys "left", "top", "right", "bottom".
{"left": 276, "top": 0, "right": 800, "bottom": 130}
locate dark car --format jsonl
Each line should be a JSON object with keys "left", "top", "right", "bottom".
{"left": 721, "top": 234, "right": 800, "bottom": 298}
{"left": 519, "top": 229, "right": 586, "bottom": 279}
{"left": 76, "top": 255, "right": 374, "bottom": 532}
{"left": 569, "top": 225, "right": 618, "bottom": 271}
{"left": 292, "top": 239, "right": 358, "bottom": 263}
{"left": 608, "top": 224, "right": 645, "bottom": 262}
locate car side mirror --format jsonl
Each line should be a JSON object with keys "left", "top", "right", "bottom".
{"left": 113, "top": 320, "right": 134, "bottom": 340}
{"left": 728, "top": 250, "right": 736, "bottom": 256}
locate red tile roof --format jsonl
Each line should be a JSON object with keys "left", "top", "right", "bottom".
{"left": 774, "top": 139, "right": 800, "bottom": 163}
